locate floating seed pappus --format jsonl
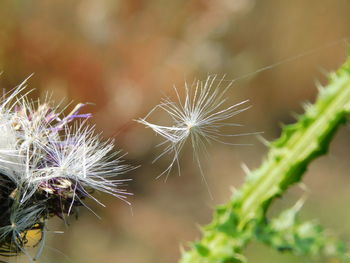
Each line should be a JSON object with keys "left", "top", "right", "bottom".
{"left": 0, "top": 77, "right": 133, "bottom": 261}
{"left": 137, "top": 75, "right": 256, "bottom": 194}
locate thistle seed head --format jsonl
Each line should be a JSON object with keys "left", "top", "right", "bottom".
{"left": 0, "top": 77, "right": 133, "bottom": 260}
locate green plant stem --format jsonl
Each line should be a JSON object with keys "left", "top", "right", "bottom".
{"left": 180, "top": 56, "right": 350, "bottom": 263}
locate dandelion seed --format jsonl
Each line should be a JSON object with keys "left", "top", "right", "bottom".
{"left": 137, "top": 75, "right": 255, "bottom": 189}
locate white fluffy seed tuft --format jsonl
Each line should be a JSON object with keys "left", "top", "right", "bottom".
{"left": 0, "top": 78, "right": 132, "bottom": 205}
{"left": 137, "top": 75, "right": 255, "bottom": 188}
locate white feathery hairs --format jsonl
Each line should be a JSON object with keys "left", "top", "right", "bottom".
{"left": 137, "top": 75, "right": 254, "bottom": 189}
{"left": 0, "top": 77, "right": 132, "bottom": 261}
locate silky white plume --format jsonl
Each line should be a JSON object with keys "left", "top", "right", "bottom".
{"left": 138, "top": 75, "right": 253, "bottom": 186}
{"left": 0, "top": 78, "right": 132, "bottom": 204}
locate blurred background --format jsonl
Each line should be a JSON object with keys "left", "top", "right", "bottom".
{"left": 1, "top": 0, "right": 350, "bottom": 262}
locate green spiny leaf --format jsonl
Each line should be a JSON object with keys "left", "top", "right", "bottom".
{"left": 180, "top": 56, "right": 350, "bottom": 263}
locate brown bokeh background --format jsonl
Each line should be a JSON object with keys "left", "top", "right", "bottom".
{"left": 1, "top": 0, "right": 350, "bottom": 262}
